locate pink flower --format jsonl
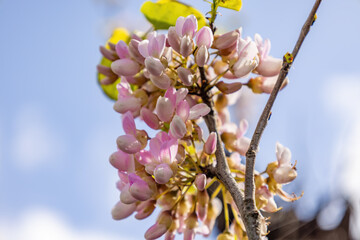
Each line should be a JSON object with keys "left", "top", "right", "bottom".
{"left": 116, "top": 111, "right": 146, "bottom": 154}
{"left": 230, "top": 37, "right": 259, "bottom": 78}
{"left": 204, "top": 132, "right": 217, "bottom": 155}
{"left": 113, "top": 81, "right": 142, "bottom": 114}
{"left": 111, "top": 200, "right": 137, "bottom": 220}
{"left": 254, "top": 34, "right": 283, "bottom": 77}
{"left": 273, "top": 143, "right": 297, "bottom": 184}
{"left": 128, "top": 173, "right": 156, "bottom": 201}
{"left": 176, "top": 15, "right": 198, "bottom": 38}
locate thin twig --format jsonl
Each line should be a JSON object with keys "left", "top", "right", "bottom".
{"left": 244, "top": 1, "right": 322, "bottom": 239}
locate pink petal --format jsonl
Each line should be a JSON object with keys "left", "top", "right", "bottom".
{"left": 122, "top": 111, "right": 136, "bottom": 135}
{"left": 176, "top": 100, "right": 190, "bottom": 121}
{"left": 128, "top": 173, "right": 154, "bottom": 201}
{"left": 204, "top": 132, "right": 217, "bottom": 155}
{"left": 169, "top": 115, "right": 187, "bottom": 139}
{"left": 109, "top": 150, "right": 135, "bottom": 172}
{"left": 155, "top": 96, "right": 175, "bottom": 122}
{"left": 195, "top": 45, "right": 209, "bottom": 67}
{"left": 113, "top": 96, "right": 141, "bottom": 114}
{"left": 145, "top": 57, "right": 164, "bottom": 76}
{"left": 164, "top": 87, "right": 177, "bottom": 107}
{"left": 137, "top": 150, "right": 155, "bottom": 166}
{"left": 182, "top": 15, "right": 197, "bottom": 38}
{"left": 188, "top": 103, "right": 210, "bottom": 120}
{"left": 138, "top": 39, "right": 150, "bottom": 58}
{"left": 213, "top": 30, "right": 239, "bottom": 50}
{"left": 195, "top": 26, "right": 213, "bottom": 48}
{"left": 140, "top": 108, "right": 160, "bottom": 130}
{"left": 111, "top": 201, "right": 136, "bottom": 220}
{"left": 120, "top": 184, "right": 138, "bottom": 204}
{"left": 154, "top": 163, "right": 174, "bottom": 184}
{"left": 111, "top": 59, "right": 140, "bottom": 76}
{"left": 129, "top": 39, "right": 145, "bottom": 64}
{"left": 180, "top": 36, "right": 193, "bottom": 58}
{"left": 177, "top": 67, "right": 193, "bottom": 86}
{"left": 116, "top": 134, "right": 142, "bottom": 154}
{"left": 195, "top": 174, "right": 207, "bottom": 191}
{"left": 237, "top": 119, "right": 248, "bottom": 138}
{"left": 175, "top": 88, "right": 189, "bottom": 105}
{"left": 115, "top": 40, "right": 130, "bottom": 59}
{"left": 168, "top": 27, "right": 180, "bottom": 53}
{"left": 175, "top": 16, "right": 185, "bottom": 37}
{"left": 150, "top": 73, "right": 171, "bottom": 90}
{"left": 257, "top": 56, "right": 282, "bottom": 77}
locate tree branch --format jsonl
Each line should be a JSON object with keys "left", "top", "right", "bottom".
{"left": 244, "top": 0, "right": 322, "bottom": 239}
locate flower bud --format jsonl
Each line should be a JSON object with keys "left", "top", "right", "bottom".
{"left": 145, "top": 57, "right": 165, "bottom": 76}
{"left": 195, "top": 174, "right": 207, "bottom": 191}
{"left": 116, "top": 134, "right": 142, "bottom": 154}
{"left": 195, "top": 45, "right": 209, "bottom": 67}
{"left": 156, "top": 96, "right": 175, "bottom": 122}
{"left": 128, "top": 173, "right": 155, "bottom": 201}
{"left": 129, "top": 39, "right": 145, "bottom": 64}
{"left": 120, "top": 184, "right": 138, "bottom": 204}
{"left": 169, "top": 115, "right": 187, "bottom": 139}
{"left": 213, "top": 31, "right": 239, "bottom": 50}
{"left": 216, "top": 81, "right": 242, "bottom": 94}
{"left": 145, "top": 211, "right": 173, "bottom": 240}
{"left": 111, "top": 201, "right": 136, "bottom": 220}
{"left": 135, "top": 200, "right": 156, "bottom": 220}
{"left": 177, "top": 67, "right": 193, "bottom": 86}
{"left": 109, "top": 150, "right": 135, "bottom": 172}
{"left": 168, "top": 27, "right": 181, "bottom": 53}
{"left": 181, "top": 15, "right": 197, "bottom": 38}
{"left": 141, "top": 108, "right": 161, "bottom": 130}
{"left": 111, "top": 58, "right": 140, "bottom": 76}
{"left": 150, "top": 73, "right": 172, "bottom": 90}
{"left": 195, "top": 26, "right": 213, "bottom": 48}
{"left": 180, "top": 36, "right": 193, "bottom": 58}
{"left": 154, "top": 163, "right": 174, "bottom": 184}
{"left": 115, "top": 40, "right": 129, "bottom": 59}
{"left": 113, "top": 96, "right": 141, "bottom": 114}
{"left": 204, "top": 132, "right": 217, "bottom": 155}
{"left": 99, "top": 46, "right": 118, "bottom": 61}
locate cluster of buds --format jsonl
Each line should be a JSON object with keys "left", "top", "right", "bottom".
{"left": 99, "top": 15, "right": 301, "bottom": 240}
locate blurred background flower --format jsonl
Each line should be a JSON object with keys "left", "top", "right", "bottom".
{"left": 0, "top": 0, "right": 359, "bottom": 239}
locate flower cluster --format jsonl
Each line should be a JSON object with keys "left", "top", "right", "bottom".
{"left": 99, "top": 15, "right": 300, "bottom": 240}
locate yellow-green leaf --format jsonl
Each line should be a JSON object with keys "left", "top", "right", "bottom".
{"left": 98, "top": 28, "right": 130, "bottom": 100}
{"left": 218, "top": 0, "right": 242, "bottom": 11}
{"left": 141, "top": 0, "right": 206, "bottom": 30}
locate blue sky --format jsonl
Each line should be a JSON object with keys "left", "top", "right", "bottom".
{"left": 1, "top": 0, "right": 360, "bottom": 239}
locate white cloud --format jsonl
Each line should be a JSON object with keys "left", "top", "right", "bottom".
{"left": 0, "top": 208, "right": 132, "bottom": 240}
{"left": 323, "top": 75, "right": 360, "bottom": 236}
{"left": 10, "top": 105, "right": 64, "bottom": 171}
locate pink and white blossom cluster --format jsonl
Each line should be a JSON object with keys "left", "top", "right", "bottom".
{"left": 98, "top": 15, "right": 300, "bottom": 240}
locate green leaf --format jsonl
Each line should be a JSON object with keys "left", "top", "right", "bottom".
{"left": 98, "top": 28, "right": 130, "bottom": 100}
{"left": 218, "top": 0, "right": 242, "bottom": 11}
{"left": 141, "top": 0, "right": 206, "bottom": 30}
